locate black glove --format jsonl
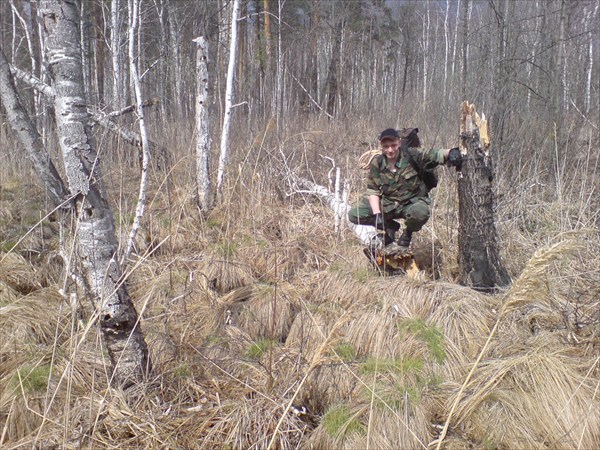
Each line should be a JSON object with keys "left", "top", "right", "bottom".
{"left": 373, "top": 212, "right": 385, "bottom": 230}
{"left": 447, "top": 147, "right": 462, "bottom": 170}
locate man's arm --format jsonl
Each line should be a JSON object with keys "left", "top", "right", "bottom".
{"left": 368, "top": 194, "right": 381, "bottom": 214}
{"left": 408, "top": 146, "right": 459, "bottom": 170}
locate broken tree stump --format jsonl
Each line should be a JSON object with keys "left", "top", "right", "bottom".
{"left": 457, "top": 101, "right": 511, "bottom": 290}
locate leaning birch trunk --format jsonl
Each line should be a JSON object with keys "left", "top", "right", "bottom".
{"left": 194, "top": 36, "right": 212, "bottom": 211}
{"left": 216, "top": 0, "right": 240, "bottom": 199}
{"left": 292, "top": 176, "right": 377, "bottom": 245}
{"left": 40, "top": 0, "right": 150, "bottom": 386}
{"left": 0, "top": 47, "right": 69, "bottom": 207}
{"left": 122, "top": 0, "right": 151, "bottom": 266}
{"left": 457, "top": 101, "right": 510, "bottom": 290}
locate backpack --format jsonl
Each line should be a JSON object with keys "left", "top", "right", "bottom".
{"left": 399, "top": 127, "right": 438, "bottom": 192}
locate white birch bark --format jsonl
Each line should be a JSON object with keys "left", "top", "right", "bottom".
{"left": 584, "top": 4, "right": 597, "bottom": 113}
{"left": 111, "top": 0, "right": 123, "bottom": 109}
{"left": 334, "top": 167, "right": 341, "bottom": 234}
{"left": 39, "top": 0, "right": 149, "bottom": 387}
{"left": 194, "top": 36, "right": 212, "bottom": 211}
{"left": 291, "top": 176, "right": 377, "bottom": 245}
{"left": 443, "top": 0, "right": 450, "bottom": 98}
{"left": 0, "top": 47, "right": 69, "bottom": 207}
{"left": 10, "top": 64, "right": 165, "bottom": 163}
{"left": 451, "top": 0, "right": 461, "bottom": 85}
{"left": 216, "top": 0, "right": 240, "bottom": 198}
{"left": 122, "top": 0, "right": 151, "bottom": 266}
{"left": 422, "top": 1, "right": 430, "bottom": 102}
{"left": 168, "top": 5, "right": 183, "bottom": 119}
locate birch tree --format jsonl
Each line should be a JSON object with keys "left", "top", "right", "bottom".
{"left": 111, "top": 0, "right": 124, "bottom": 110}
{"left": 0, "top": 47, "right": 68, "bottom": 207}
{"left": 194, "top": 36, "right": 212, "bottom": 211}
{"left": 122, "top": 0, "right": 151, "bottom": 266}
{"left": 216, "top": 0, "right": 240, "bottom": 199}
{"left": 39, "top": 0, "right": 150, "bottom": 387}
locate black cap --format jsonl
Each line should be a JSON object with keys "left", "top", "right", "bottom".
{"left": 378, "top": 128, "right": 400, "bottom": 141}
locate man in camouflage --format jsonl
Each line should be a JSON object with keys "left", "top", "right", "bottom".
{"left": 348, "top": 128, "right": 461, "bottom": 254}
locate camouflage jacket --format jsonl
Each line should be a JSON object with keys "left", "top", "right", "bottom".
{"left": 366, "top": 147, "right": 445, "bottom": 213}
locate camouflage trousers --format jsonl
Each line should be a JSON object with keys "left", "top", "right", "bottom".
{"left": 347, "top": 196, "right": 431, "bottom": 240}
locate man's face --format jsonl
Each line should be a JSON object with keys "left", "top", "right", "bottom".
{"left": 380, "top": 138, "right": 400, "bottom": 160}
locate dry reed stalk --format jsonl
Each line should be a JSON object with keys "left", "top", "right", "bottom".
{"left": 433, "top": 235, "right": 595, "bottom": 449}
{"left": 503, "top": 238, "right": 584, "bottom": 313}
{"left": 445, "top": 339, "right": 599, "bottom": 449}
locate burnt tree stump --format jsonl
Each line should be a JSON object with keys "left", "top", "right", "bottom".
{"left": 457, "top": 101, "right": 511, "bottom": 291}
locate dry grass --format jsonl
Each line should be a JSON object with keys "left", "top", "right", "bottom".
{"left": 1, "top": 123, "right": 599, "bottom": 449}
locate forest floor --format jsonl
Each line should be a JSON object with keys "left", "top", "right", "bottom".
{"left": 1, "top": 131, "right": 599, "bottom": 449}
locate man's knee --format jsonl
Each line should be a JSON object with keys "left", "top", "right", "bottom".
{"left": 404, "top": 200, "right": 430, "bottom": 231}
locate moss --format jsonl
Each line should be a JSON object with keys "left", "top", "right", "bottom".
{"left": 322, "top": 404, "right": 365, "bottom": 437}
{"left": 397, "top": 318, "right": 446, "bottom": 363}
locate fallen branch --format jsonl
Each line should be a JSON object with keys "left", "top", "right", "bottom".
{"left": 289, "top": 174, "right": 377, "bottom": 246}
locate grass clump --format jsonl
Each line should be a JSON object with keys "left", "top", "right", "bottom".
{"left": 322, "top": 404, "right": 365, "bottom": 437}
{"left": 360, "top": 356, "right": 424, "bottom": 375}
{"left": 398, "top": 318, "right": 446, "bottom": 363}
{"left": 246, "top": 337, "right": 274, "bottom": 358}
{"left": 173, "top": 363, "right": 192, "bottom": 379}
{"left": 331, "top": 342, "right": 356, "bottom": 361}
{"left": 10, "top": 365, "right": 51, "bottom": 394}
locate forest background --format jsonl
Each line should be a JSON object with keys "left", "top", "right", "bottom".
{"left": 0, "top": 0, "right": 599, "bottom": 448}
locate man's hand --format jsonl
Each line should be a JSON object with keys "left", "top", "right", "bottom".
{"left": 373, "top": 212, "right": 386, "bottom": 230}
{"left": 447, "top": 147, "right": 462, "bottom": 170}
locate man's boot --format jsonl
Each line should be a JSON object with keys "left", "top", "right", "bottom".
{"left": 384, "top": 226, "right": 398, "bottom": 246}
{"left": 398, "top": 229, "right": 413, "bottom": 249}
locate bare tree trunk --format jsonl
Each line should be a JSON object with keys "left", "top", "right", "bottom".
{"left": 458, "top": 102, "right": 510, "bottom": 290}
{"left": 167, "top": 3, "right": 183, "bottom": 120}
{"left": 584, "top": 4, "right": 597, "bottom": 113}
{"left": 111, "top": 0, "right": 125, "bottom": 110}
{"left": 325, "top": 25, "right": 341, "bottom": 117}
{"left": 263, "top": 0, "right": 272, "bottom": 74}
{"left": 0, "top": 46, "right": 69, "bottom": 207}
{"left": 460, "top": 0, "right": 469, "bottom": 99}
{"left": 122, "top": 0, "right": 151, "bottom": 266}
{"left": 194, "top": 36, "right": 212, "bottom": 211}
{"left": 216, "top": 0, "right": 240, "bottom": 199}
{"left": 40, "top": 0, "right": 150, "bottom": 387}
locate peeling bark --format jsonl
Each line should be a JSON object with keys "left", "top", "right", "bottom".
{"left": 40, "top": 0, "right": 149, "bottom": 387}
{"left": 194, "top": 36, "right": 212, "bottom": 211}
